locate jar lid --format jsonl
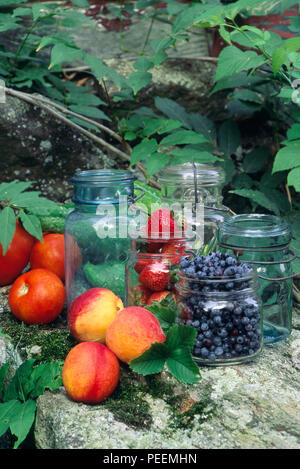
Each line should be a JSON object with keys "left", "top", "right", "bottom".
{"left": 218, "top": 214, "right": 292, "bottom": 249}
{"left": 70, "top": 169, "right": 135, "bottom": 184}
{"left": 70, "top": 170, "right": 135, "bottom": 204}
{"left": 158, "top": 162, "right": 225, "bottom": 185}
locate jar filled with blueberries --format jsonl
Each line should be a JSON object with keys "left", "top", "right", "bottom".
{"left": 176, "top": 251, "right": 263, "bottom": 366}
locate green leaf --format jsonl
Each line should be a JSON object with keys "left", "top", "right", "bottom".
{"left": 273, "top": 142, "right": 300, "bottom": 173}
{"left": 18, "top": 211, "right": 43, "bottom": 242}
{"left": 130, "top": 139, "right": 158, "bottom": 166}
{"left": 3, "top": 360, "right": 36, "bottom": 403}
{"left": 288, "top": 167, "right": 300, "bottom": 192}
{"left": 0, "top": 362, "right": 10, "bottom": 401}
{"left": 69, "top": 104, "right": 110, "bottom": 121}
{"left": 232, "top": 89, "right": 263, "bottom": 104}
{"left": 170, "top": 149, "right": 220, "bottom": 165}
{"left": 232, "top": 173, "right": 254, "bottom": 190}
{"left": 165, "top": 324, "right": 197, "bottom": 352}
{"left": 154, "top": 97, "right": 191, "bottom": 129}
{"left": 188, "top": 113, "right": 216, "bottom": 142}
{"left": 49, "top": 43, "right": 83, "bottom": 69}
{"left": 271, "top": 47, "right": 288, "bottom": 75}
{"left": 166, "top": 348, "right": 201, "bottom": 384}
{"left": 218, "top": 120, "right": 241, "bottom": 157}
{"left": 129, "top": 342, "right": 169, "bottom": 375}
{"left": 0, "top": 207, "right": 16, "bottom": 255}
{"left": 160, "top": 130, "right": 208, "bottom": 146}
{"left": 214, "top": 46, "right": 266, "bottom": 82}
{"left": 134, "top": 56, "right": 154, "bottom": 72}
{"left": 243, "top": 147, "right": 269, "bottom": 174}
{"left": 145, "top": 152, "right": 171, "bottom": 178}
{"left": 134, "top": 181, "right": 162, "bottom": 214}
{"left": 287, "top": 124, "right": 300, "bottom": 142}
{"left": 0, "top": 400, "right": 20, "bottom": 438}
{"left": 146, "top": 302, "right": 177, "bottom": 332}
{"left": 10, "top": 400, "right": 36, "bottom": 449}
{"left": 28, "top": 362, "right": 63, "bottom": 399}
{"left": 284, "top": 36, "right": 300, "bottom": 52}
{"left": 140, "top": 119, "right": 182, "bottom": 137}
{"left": 0, "top": 180, "right": 33, "bottom": 201}
{"left": 128, "top": 71, "right": 152, "bottom": 95}
{"left": 9, "top": 192, "right": 58, "bottom": 215}
{"left": 211, "top": 72, "right": 266, "bottom": 94}
{"left": 230, "top": 189, "right": 280, "bottom": 215}
{"left": 85, "top": 54, "right": 128, "bottom": 90}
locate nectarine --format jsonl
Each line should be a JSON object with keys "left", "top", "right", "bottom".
{"left": 62, "top": 342, "right": 120, "bottom": 404}
{"left": 68, "top": 288, "right": 123, "bottom": 343}
{"left": 106, "top": 306, "right": 166, "bottom": 364}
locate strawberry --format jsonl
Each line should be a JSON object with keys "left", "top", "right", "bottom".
{"left": 138, "top": 262, "right": 170, "bottom": 292}
{"left": 147, "top": 290, "right": 173, "bottom": 305}
{"left": 144, "top": 209, "right": 177, "bottom": 238}
{"left": 161, "top": 241, "right": 186, "bottom": 265}
{"left": 134, "top": 257, "right": 153, "bottom": 274}
{"left": 134, "top": 284, "right": 152, "bottom": 305}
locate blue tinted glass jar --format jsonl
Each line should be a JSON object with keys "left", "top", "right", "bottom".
{"left": 64, "top": 170, "right": 135, "bottom": 307}
{"left": 217, "top": 214, "right": 294, "bottom": 344}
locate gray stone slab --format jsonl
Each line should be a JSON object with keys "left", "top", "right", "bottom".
{"left": 34, "top": 313, "right": 300, "bottom": 449}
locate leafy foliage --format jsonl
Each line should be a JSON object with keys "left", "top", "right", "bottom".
{"left": 0, "top": 181, "right": 58, "bottom": 254}
{"left": 0, "top": 359, "right": 62, "bottom": 449}
{"left": 130, "top": 299, "right": 201, "bottom": 384}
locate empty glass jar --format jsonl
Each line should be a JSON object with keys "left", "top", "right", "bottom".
{"left": 158, "top": 162, "right": 229, "bottom": 251}
{"left": 217, "top": 214, "right": 294, "bottom": 344}
{"left": 176, "top": 269, "right": 263, "bottom": 366}
{"left": 64, "top": 170, "right": 135, "bottom": 307}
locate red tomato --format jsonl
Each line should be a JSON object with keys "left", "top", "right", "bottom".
{"left": 0, "top": 220, "right": 35, "bottom": 287}
{"left": 8, "top": 268, "right": 65, "bottom": 325}
{"left": 30, "top": 233, "right": 65, "bottom": 281}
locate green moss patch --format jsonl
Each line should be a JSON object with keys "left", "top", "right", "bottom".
{"left": 1, "top": 314, "right": 76, "bottom": 363}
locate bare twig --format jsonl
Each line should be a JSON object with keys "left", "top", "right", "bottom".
{"left": 4, "top": 87, "right": 162, "bottom": 190}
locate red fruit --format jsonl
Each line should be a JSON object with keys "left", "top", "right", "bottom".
{"left": 8, "top": 268, "right": 65, "bottom": 325}
{"left": 30, "top": 233, "right": 65, "bottom": 281}
{"left": 147, "top": 290, "right": 172, "bottom": 305}
{"left": 144, "top": 209, "right": 177, "bottom": 238}
{"left": 134, "top": 257, "right": 153, "bottom": 274}
{"left": 0, "top": 220, "right": 35, "bottom": 287}
{"left": 134, "top": 284, "right": 151, "bottom": 305}
{"left": 161, "top": 241, "right": 186, "bottom": 265}
{"left": 138, "top": 263, "right": 170, "bottom": 292}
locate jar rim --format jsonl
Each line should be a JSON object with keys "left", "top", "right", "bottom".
{"left": 177, "top": 269, "right": 256, "bottom": 284}
{"left": 70, "top": 169, "right": 135, "bottom": 184}
{"left": 218, "top": 213, "right": 291, "bottom": 239}
{"left": 158, "top": 162, "right": 225, "bottom": 185}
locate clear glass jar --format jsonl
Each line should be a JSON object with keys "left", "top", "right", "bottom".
{"left": 176, "top": 270, "right": 263, "bottom": 366}
{"left": 158, "top": 162, "right": 229, "bottom": 250}
{"left": 217, "top": 214, "right": 293, "bottom": 344}
{"left": 64, "top": 170, "right": 135, "bottom": 307}
{"left": 126, "top": 234, "right": 189, "bottom": 307}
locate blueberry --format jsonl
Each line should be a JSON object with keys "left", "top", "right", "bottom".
{"left": 213, "top": 337, "right": 222, "bottom": 346}
{"left": 200, "top": 347, "right": 209, "bottom": 358}
{"left": 236, "top": 336, "right": 244, "bottom": 344}
{"left": 208, "top": 353, "right": 216, "bottom": 360}
{"left": 233, "top": 306, "right": 242, "bottom": 315}
{"left": 215, "top": 347, "right": 224, "bottom": 356}
{"left": 217, "top": 328, "right": 228, "bottom": 338}
{"left": 201, "top": 322, "right": 209, "bottom": 331}
{"left": 180, "top": 257, "right": 190, "bottom": 268}
{"left": 213, "top": 315, "right": 223, "bottom": 325}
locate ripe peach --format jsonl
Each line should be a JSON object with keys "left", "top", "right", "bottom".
{"left": 106, "top": 306, "right": 166, "bottom": 364}
{"left": 68, "top": 288, "right": 124, "bottom": 343}
{"left": 62, "top": 342, "right": 120, "bottom": 404}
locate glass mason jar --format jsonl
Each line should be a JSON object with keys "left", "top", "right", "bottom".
{"left": 158, "top": 162, "right": 229, "bottom": 251}
{"left": 126, "top": 233, "right": 190, "bottom": 307}
{"left": 64, "top": 170, "right": 135, "bottom": 307}
{"left": 176, "top": 270, "right": 263, "bottom": 366}
{"left": 217, "top": 214, "right": 294, "bottom": 345}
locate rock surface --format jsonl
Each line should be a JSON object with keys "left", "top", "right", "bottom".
{"left": 0, "top": 95, "right": 118, "bottom": 202}
{"left": 34, "top": 321, "right": 300, "bottom": 449}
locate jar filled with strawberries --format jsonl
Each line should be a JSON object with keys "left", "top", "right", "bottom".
{"left": 126, "top": 208, "right": 193, "bottom": 307}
